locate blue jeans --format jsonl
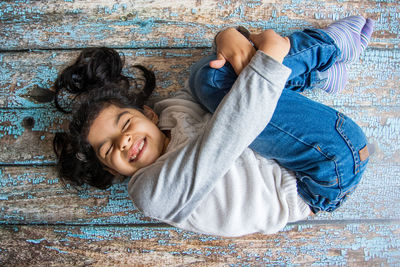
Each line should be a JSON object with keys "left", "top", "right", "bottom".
{"left": 189, "top": 29, "right": 369, "bottom": 213}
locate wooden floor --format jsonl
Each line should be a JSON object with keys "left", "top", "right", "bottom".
{"left": 1, "top": 0, "right": 399, "bottom": 266}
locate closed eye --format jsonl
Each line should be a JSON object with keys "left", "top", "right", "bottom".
{"left": 105, "top": 145, "right": 113, "bottom": 156}
{"left": 122, "top": 119, "right": 131, "bottom": 131}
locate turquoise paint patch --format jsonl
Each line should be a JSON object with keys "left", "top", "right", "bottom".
{"left": 0, "top": 108, "right": 70, "bottom": 140}
{"left": 0, "top": 55, "right": 59, "bottom": 107}
{"left": 0, "top": 63, "right": 13, "bottom": 89}
{"left": 65, "top": 226, "right": 164, "bottom": 241}
{"left": 27, "top": 238, "right": 46, "bottom": 244}
{"left": 246, "top": 0, "right": 262, "bottom": 8}
{"left": 45, "top": 246, "right": 69, "bottom": 254}
{"left": 0, "top": 160, "right": 57, "bottom": 165}
{"left": 0, "top": 1, "right": 47, "bottom": 24}
{"left": 1, "top": 1, "right": 400, "bottom": 50}
{"left": 47, "top": 178, "right": 59, "bottom": 185}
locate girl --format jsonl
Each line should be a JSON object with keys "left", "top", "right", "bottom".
{"left": 53, "top": 16, "right": 373, "bottom": 236}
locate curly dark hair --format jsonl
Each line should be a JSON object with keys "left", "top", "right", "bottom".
{"left": 53, "top": 47, "right": 156, "bottom": 190}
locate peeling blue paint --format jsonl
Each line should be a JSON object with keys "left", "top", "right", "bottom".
{"left": 1, "top": 161, "right": 398, "bottom": 225}
{"left": 27, "top": 238, "right": 46, "bottom": 244}
{"left": 0, "top": 1, "right": 399, "bottom": 265}
{"left": 0, "top": 108, "right": 70, "bottom": 139}
{"left": 1, "top": 1, "right": 398, "bottom": 50}
{"left": 45, "top": 246, "right": 69, "bottom": 254}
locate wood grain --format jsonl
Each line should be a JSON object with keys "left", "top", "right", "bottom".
{"left": 0, "top": 106, "right": 398, "bottom": 164}
{"left": 0, "top": 0, "right": 398, "bottom": 50}
{"left": 0, "top": 0, "right": 399, "bottom": 265}
{"left": 0, "top": 48, "right": 399, "bottom": 109}
{"left": 1, "top": 223, "right": 399, "bottom": 266}
{"left": 1, "top": 162, "right": 400, "bottom": 225}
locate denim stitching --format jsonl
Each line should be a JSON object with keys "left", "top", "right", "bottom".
{"left": 269, "top": 121, "right": 340, "bottom": 186}
{"left": 297, "top": 185, "right": 340, "bottom": 213}
{"left": 211, "top": 68, "right": 218, "bottom": 88}
{"left": 335, "top": 112, "right": 360, "bottom": 174}
{"left": 285, "top": 43, "right": 332, "bottom": 58}
{"left": 340, "top": 182, "right": 358, "bottom": 198}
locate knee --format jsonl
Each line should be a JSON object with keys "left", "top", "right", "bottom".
{"left": 189, "top": 55, "right": 237, "bottom": 112}
{"left": 189, "top": 54, "right": 218, "bottom": 99}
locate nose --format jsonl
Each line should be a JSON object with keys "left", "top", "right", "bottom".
{"left": 118, "top": 134, "right": 132, "bottom": 151}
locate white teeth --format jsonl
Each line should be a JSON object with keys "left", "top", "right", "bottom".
{"left": 130, "top": 139, "right": 145, "bottom": 161}
{"left": 139, "top": 140, "right": 145, "bottom": 150}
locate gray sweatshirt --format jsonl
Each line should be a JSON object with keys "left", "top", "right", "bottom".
{"left": 128, "top": 51, "right": 310, "bottom": 237}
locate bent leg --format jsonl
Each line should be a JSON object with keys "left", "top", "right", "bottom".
{"left": 189, "top": 28, "right": 340, "bottom": 109}
{"left": 189, "top": 54, "right": 236, "bottom": 112}
{"left": 189, "top": 55, "right": 369, "bottom": 213}
{"left": 283, "top": 29, "right": 339, "bottom": 92}
{"left": 249, "top": 89, "right": 369, "bottom": 212}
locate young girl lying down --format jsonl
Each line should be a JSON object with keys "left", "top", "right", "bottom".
{"left": 54, "top": 16, "right": 373, "bottom": 237}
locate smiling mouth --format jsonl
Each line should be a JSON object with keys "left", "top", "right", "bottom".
{"left": 129, "top": 138, "right": 146, "bottom": 162}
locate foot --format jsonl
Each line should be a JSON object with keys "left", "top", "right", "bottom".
{"left": 322, "top": 16, "right": 373, "bottom": 63}
{"left": 320, "top": 62, "right": 348, "bottom": 94}
{"left": 361, "top": 18, "right": 374, "bottom": 51}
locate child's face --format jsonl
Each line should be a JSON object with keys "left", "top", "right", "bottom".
{"left": 87, "top": 104, "right": 168, "bottom": 177}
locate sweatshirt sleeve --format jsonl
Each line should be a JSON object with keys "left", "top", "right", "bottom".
{"left": 128, "top": 51, "right": 292, "bottom": 223}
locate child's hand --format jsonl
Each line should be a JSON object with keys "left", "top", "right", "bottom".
{"left": 209, "top": 27, "right": 256, "bottom": 75}
{"left": 249, "top": 30, "right": 290, "bottom": 63}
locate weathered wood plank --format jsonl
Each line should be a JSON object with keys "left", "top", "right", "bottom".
{"left": 2, "top": 47, "right": 400, "bottom": 113}
{"left": 0, "top": 0, "right": 398, "bottom": 265}
{"left": 0, "top": 166, "right": 154, "bottom": 225}
{"left": 0, "top": 108, "right": 67, "bottom": 165}
{"left": 1, "top": 0, "right": 398, "bottom": 50}
{"left": 0, "top": 106, "right": 398, "bottom": 164}
{"left": 1, "top": 48, "right": 399, "bottom": 109}
{"left": 1, "top": 162, "right": 399, "bottom": 225}
{"left": 0, "top": 223, "right": 399, "bottom": 266}
{"left": 0, "top": 49, "right": 205, "bottom": 108}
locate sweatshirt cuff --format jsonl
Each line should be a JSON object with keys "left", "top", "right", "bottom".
{"left": 248, "top": 50, "right": 292, "bottom": 89}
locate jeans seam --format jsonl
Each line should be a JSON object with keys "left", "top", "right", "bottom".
{"left": 286, "top": 81, "right": 305, "bottom": 86}
{"left": 270, "top": 121, "right": 333, "bottom": 159}
{"left": 335, "top": 112, "right": 361, "bottom": 174}
{"left": 285, "top": 43, "right": 333, "bottom": 58}
{"left": 269, "top": 121, "right": 341, "bottom": 187}
{"left": 211, "top": 68, "right": 218, "bottom": 88}
{"left": 297, "top": 183, "right": 341, "bottom": 213}
{"left": 340, "top": 183, "right": 358, "bottom": 198}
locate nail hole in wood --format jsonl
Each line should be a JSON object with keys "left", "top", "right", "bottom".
{"left": 22, "top": 117, "right": 35, "bottom": 129}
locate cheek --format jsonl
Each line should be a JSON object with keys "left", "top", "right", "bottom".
{"left": 110, "top": 160, "right": 132, "bottom": 176}
{"left": 109, "top": 153, "right": 125, "bottom": 166}
{"left": 102, "top": 154, "right": 124, "bottom": 174}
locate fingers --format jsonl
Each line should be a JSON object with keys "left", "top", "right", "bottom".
{"left": 211, "top": 27, "right": 254, "bottom": 73}
{"left": 210, "top": 28, "right": 289, "bottom": 72}
{"left": 230, "top": 57, "right": 246, "bottom": 75}
{"left": 249, "top": 30, "right": 290, "bottom": 63}
{"left": 209, "top": 53, "right": 227, "bottom": 69}
{"left": 248, "top": 29, "right": 279, "bottom": 49}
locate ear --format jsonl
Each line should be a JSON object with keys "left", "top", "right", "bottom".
{"left": 143, "top": 105, "right": 159, "bottom": 124}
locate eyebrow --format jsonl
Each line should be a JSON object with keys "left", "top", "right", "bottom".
{"left": 97, "top": 111, "right": 130, "bottom": 155}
